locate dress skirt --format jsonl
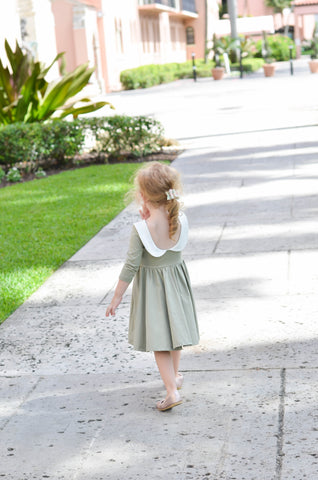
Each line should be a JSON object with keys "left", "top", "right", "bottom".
{"left": 119, "top": 224, "right": 200, "bottom": 352}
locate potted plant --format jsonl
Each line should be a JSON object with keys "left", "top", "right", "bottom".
{"left": 262, "top": 31, "right": 276, "bottom": 77}
{"left": 309, "top": 23, "right": 318, "bottom": 73}
{"left": 211, "top": 34, "right": 226, "bottom": 80}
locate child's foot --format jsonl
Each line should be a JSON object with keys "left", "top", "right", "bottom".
{"left": 176, "top": 373, "right": 184, "bottom": 390}
{"left": 156, "top": 391, "right": 182, "bottom": 412}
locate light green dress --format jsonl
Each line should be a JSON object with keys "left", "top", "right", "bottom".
{"left": 119, "top": 212, "right": 199, "bottom": 352}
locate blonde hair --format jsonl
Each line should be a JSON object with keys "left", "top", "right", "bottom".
{"left": 135, "top": 162, "right": 183, "bottom": 239}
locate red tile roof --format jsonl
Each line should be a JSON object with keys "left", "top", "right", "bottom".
{"left": 294, "top": 0, "right": 318, "bottom": 5}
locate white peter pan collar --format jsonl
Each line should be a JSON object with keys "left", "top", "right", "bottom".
{"left": 134, "top": 212, "right": 188, "bottom": 257}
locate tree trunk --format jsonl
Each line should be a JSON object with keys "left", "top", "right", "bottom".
{"left": 228, "top": 0, "right": 238, "bottom": 40}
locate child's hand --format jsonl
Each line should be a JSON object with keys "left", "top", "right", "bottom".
{"left": 139, "top": 204, "right": 150, "bottom": 220}
{"left": 105, "top": 295, "right": 122, "bottom": 317}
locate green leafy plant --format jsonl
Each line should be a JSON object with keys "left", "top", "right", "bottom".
{"left": 230, "top": 58, "right": 265, "bottom": 72}
{"left": 310, "top": 22, "right": 318, "bottom": 59}
{"left": 0, "top": 40, "right": 111, "bottom": 125}
{"left": 256, "top": 33, "right": 295, "bottom": 62}
{"left": 84, "top": 115, "right": 165, "bottom": 160}
{"left": 261, "top": 31, "right": 275, "bottom": 63}
{"left": 211, "top": 34, "right": 237, "bottom": 67}
{"left": 35, "top": 168, "right": 47, "bottom": 179}
{"left": 0, "top": 166, "right": 5, "bottom": 181}
{"left": 0, "top": 120, "right": 86, "bottom": 167}
{"left": 239, "top": 35, "right": 257, "bottom": 59}
{"left": 6, "top": 167, "right": 21, "bottom": 183}
{"left": 265, "top": 0, "right": 292, "bottom": 14}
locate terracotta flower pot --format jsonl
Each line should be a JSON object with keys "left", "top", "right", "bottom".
{"left": 211, "top": 67, "right": 225, "bottom": 81}
{"left": 263, "top": 63, "right": 276, "bottom": 77}
{"left": 309, "top": 59, "right": 318, "bottom": 73}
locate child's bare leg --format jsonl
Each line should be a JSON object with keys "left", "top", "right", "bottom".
{"left": 171, "top": 350, "right": 181, "bottom": 376}
{"left": 154, "top": 351, "right": 177, "bottom": 398}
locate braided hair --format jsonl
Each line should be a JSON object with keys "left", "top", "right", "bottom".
{"left": 135, "top": 162, "right": 182, "bottom": 239}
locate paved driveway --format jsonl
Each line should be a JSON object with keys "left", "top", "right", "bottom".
{"left": 1, "top": 59, "right": 318, "bottom": 479}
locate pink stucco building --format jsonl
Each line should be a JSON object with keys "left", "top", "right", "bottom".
{"left": 51, "top": 0, "right": 221, "bottom": 92}
{"left": 235, "top": 0, "right": 316, "bottom": 42}
{"left": 1, "top": 1, "right": 318, "bottom": 93}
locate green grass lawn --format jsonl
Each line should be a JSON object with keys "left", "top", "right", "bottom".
{"left": 0, "top": 163, "right": 143, "bottom": 324}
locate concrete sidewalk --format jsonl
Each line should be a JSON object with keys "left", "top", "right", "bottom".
{"left": 1, "top": 59, "right": 318, "bottom": 479}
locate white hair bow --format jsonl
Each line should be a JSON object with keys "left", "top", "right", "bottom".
{"left": 165, "top": 189, "right": 179, "bottom": 201}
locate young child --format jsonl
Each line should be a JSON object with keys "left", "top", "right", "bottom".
{"left": 106, "top": 162, "right": 199, "bottom": 411}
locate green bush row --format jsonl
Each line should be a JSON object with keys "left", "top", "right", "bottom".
{"left": 231, "top": 58, "right": 265, "bottom": 72}
{"left": 120, "top": 59, "right": 215, "bottom": 89}
{"left": 0, "top": 115, "right": 165, "bottom": 169}
{"left": 120, "top": 57, "right": 265, "bottom": 90}
{"left": 0, "top": 121, "right": 85, "bottom": 167}
{"left": 120, "top": 34, "right": 296, "bottom": 90}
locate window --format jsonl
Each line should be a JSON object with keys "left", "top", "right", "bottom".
{"left": 186, "top": 26, "right": 195, "bottom": 45}
{"left": 182, "top": 0, "right": 196, "bottom": 13}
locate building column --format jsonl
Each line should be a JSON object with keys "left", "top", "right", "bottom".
{"left": 17, "top": 0, "right": 58, "bottom": 78}
{"left": 159, "top": 12, "right": 171, "bottom": 63}
{"left": 294, "top": 12, "right": 302, "bottom": 59}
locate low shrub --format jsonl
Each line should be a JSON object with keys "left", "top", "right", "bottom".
{"left": 255, "top": 35, "right": 296, "bottom": 62}
{"left": 82, "top": 115, "right": 164, "bottom": 160}
{"left": 6, "top": 167, "right": 22, "bottom": 183}
{"left": 0, "top": 115, "right": 166, "bottom": 170}
{"left": 120, "top": 59, "right": 216, "bottom": 89}
{"left": 35, "top": 168, "right": 47, "bottom": 179}
{"left": 231, "top": 58, "right": 265, "bottom": 72}
{"left": 0, "top": 121, "right": 85, "bottom": 168}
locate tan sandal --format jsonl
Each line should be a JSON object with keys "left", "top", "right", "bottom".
{"left": 156, "top": 391, "right": 182, "bottom": 411}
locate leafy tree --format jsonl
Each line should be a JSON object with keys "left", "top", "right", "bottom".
{"left": 0, "top": 40, "right": 110, "bottom": 125}
{"left": 265, "top": 0, "right": 293, "bottom": 36}
{"left": 265, "top": 0, "right": 292, "bottom": 14}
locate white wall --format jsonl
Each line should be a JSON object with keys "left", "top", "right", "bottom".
{"left": 215, "top": 15, "right": 275, "bottom": 36}
{"left": 30, "top": 0, "right": 58, "bottom": 79}
{"left": 0, "top": 0, "right": 21, "bottom": 66}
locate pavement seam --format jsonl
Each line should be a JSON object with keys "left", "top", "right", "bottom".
{"left": 0, "top": 376, "right": 42, "bottom": 432}
{"left": 275, "top": 367, "right": 286, "bottom": 480}
{"left": 212, "top": 221, "right": 227, "bottom": 254}
{"left": 181, "top": 367, "right": 318, "bottom": 373}
{"left": 287, "top": 250, "right": 291, "bottom": 295}
{"left": 1, "top": 366, "right": 318, "bottom": 380}
{"left": 176, "top": 123, "right": 318, "bottom": 141}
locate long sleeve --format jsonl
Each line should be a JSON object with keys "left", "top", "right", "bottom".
{"left": 119, "top": 225, "right": 144, "bottom": 284}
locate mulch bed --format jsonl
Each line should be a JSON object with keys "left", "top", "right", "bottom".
{"left": 0, "top": 149, "right": 181, "bottom": 189}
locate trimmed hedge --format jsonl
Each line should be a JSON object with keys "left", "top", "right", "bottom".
{"left": 231, "top": 58, "right": 265, "bottom": 72}
{"left": 0, "top": 115, "right": 165, "bottom": 170}
{"left": 0, "top": 121, "right": 85, "bottom": 167}
{"left": 120, "top": 59, "right": 215, "bottom": 90}
{"left": 120, "top": 57, "right": 265, "bottom": 90}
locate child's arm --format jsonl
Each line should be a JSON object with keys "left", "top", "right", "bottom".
{"left": 105, "top": 279, "right": 129, "bottom": 317}
{"left": 105, "top": 225, "right": 143, "bottom": 317}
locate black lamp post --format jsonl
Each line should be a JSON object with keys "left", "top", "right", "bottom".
{"left": 289, "top": 45, "right": 294, "bottom": 76}
{"left": 192, "top": 52, "right": 197, "bottom": 82}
